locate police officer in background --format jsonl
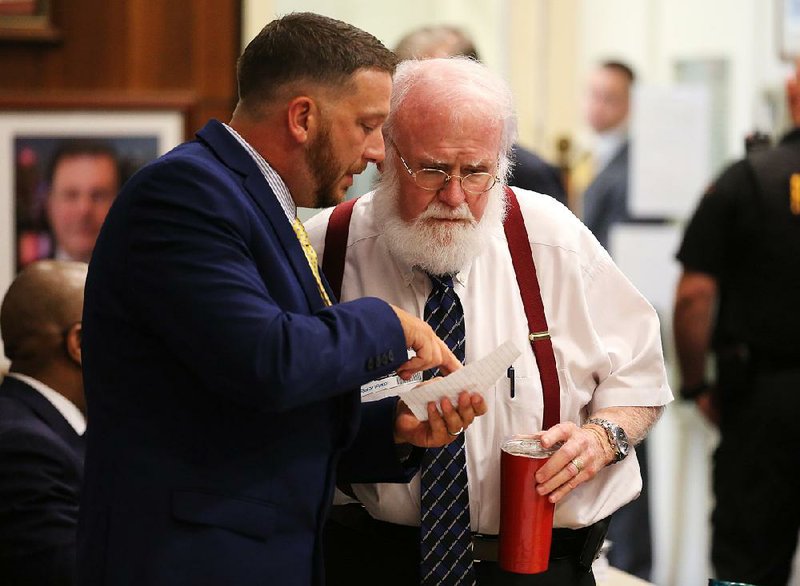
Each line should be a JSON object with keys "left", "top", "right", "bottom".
{"left": 673, "top": 63, "right": 800, "bottom": 586}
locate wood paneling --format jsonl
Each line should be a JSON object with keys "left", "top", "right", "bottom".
{"left": 0, "top": 0, "right": 241, "bottom": 137}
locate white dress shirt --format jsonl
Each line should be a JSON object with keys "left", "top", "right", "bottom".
{"left": 305, "top": 187, "right": 673, "bottom": 533}
{"left": 592, "top": 125, "right": 628, "bottom": 174}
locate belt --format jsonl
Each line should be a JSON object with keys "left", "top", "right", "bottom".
{"left": 471, "top": 525, "right": 595, "bottom": 563}
{"left": 328, "top": 504, "right": 606, "bottom": 564}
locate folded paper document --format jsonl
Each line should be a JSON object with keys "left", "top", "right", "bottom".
{"left": 399, "top": 340, "right": 521, "bottom": 421}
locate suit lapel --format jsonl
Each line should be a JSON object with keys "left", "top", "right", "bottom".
{"left": 0, "top": 376, "right": 85, "bottom": 458}
{"left": 196, "top": 120, "right": 329, "bottom": 309}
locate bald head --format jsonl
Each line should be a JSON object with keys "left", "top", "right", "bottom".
{"left": 394, "top": 26, "right": 479, "bottom": 61}
{"left": 1, "top": 260, "right": 87, "bottom": 373}
{"left": 383, "top": 57, "right": 517, "bottom": 182}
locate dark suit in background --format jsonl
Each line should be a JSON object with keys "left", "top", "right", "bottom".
{"left": 77, "top": 119, "right": 414, "bottom": 586}
{"left": 0, "top": 375, "right": 85, "bottom": 586}
{"left": 581, "top": 141, "right": 631, "bottom": 250}
{"left": 508, "top": 143, "right": 567, "bottom": 206}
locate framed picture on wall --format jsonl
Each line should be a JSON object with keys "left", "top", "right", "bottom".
{"left": 0, "top": 0, "right": 59, "bottom": 42}
{"left": 0, "top": 109, "right": 184, "bottom": 299}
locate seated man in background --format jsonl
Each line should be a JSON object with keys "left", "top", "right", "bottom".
{"left": 0, "top": 260, "right": 88, "bottom": 586}
{"left": 46, "top": 140, "right": 120, "bottom": 263}
{"left": 306, "top": 57, "right": 672, "bottom": 586}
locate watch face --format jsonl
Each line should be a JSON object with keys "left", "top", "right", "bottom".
{"left": 615, "top": 427, "right": 630, "bottom": 458}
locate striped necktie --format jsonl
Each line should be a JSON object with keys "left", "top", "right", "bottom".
{"left": 420, "top": 273, "right": 474, "bottom": 586}
{"left": 291, "top": 217, "right": 332, "bottom": 306}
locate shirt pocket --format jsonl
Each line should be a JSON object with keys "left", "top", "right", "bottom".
{"left": 496, "top": 374, "right": 544, "bottom": 434}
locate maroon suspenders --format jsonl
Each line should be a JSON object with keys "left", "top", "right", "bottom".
{"left": 321, "top": 187, "right": 560, "bottom": 429}
{"left": 501, "top": 187, "right": 560, "bottom": 429}
{"left": 322, "top": 196, "right": 358, "bottom": 302}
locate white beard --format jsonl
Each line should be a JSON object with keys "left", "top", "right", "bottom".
{"left": 373, "top": 162, "right": 507, "bottom": 276}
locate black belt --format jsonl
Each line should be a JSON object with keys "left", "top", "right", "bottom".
{"left": 471, "top": 526, "right": 595, "bottom": 563}
{"left": 327, "top": 503, "right": 609, "bottom": 565}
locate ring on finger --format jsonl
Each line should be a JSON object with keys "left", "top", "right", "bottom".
{"left": 570, "top": 457, "right": 584, "bottom": 473}
{"left": 447, "top": 427, "right": 463, "bottom": 437}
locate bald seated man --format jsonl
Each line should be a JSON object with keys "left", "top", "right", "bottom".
{"left": 0, "top": 260, "right": 88, "bottom": 586}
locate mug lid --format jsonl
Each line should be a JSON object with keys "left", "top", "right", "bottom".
{"left": 501, "top": 435, "right": 560, "bottom": 458}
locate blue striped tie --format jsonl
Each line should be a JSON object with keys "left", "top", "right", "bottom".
{"left": 420, "top": 273, "right": 475, "bottom": 586}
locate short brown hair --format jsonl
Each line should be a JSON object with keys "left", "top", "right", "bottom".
{"left": 601, "top": 60, "right": 636, "bottom": 84}
{"left": 237, "top": 12, "right": 397, "bottom": 108}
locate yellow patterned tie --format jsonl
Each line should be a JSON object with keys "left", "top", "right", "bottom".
{"left": 291, "top": 218, "right": 332, "bottom": 306}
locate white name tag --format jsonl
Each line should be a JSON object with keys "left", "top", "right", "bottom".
{"left": 360, "top": 371, "right": 423, "bottom": 402}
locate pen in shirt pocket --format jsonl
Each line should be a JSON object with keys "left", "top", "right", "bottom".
{"left": 507, "top": 365, "right": 515, "bottom": 398}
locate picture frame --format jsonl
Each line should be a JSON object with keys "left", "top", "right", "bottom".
{"left": 0, "top": 0, "right": 60, "bottom": 42}
{"left": 0, "top": 107, "right": 184, "bottom": 300}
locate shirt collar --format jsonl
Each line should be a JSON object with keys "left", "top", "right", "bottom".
{"left": 6, "top": 372, "right": 86, "bottom": 435}
{"left": 593, "top": 125, "right": 628, "bottom": 171}
{"left": 223, "top": 123, "right": 297, "bottom": 222}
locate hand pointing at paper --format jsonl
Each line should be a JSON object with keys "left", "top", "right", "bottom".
{"left": 390, "top": 304, "right": 462, "bottom": 380}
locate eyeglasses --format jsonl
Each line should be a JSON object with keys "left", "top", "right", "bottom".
{"left": 394, "top": 146, "right": 499, "bottom": 196}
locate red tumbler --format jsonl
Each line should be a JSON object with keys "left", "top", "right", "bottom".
{"left": 498, "top": 435, "right": 558, "bottom": 574}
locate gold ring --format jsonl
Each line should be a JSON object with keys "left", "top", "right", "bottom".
{"left": 571, "top": 457, "right": 584, "bottom": 473}
{"left": 448, "top": 427, "right": 463, "bottom": 437}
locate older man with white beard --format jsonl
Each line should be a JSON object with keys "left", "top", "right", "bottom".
{"left": 305, "top": 57, "right": 672, "bottom": 586}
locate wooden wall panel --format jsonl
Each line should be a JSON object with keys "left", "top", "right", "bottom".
{"left": 0, "top": 0, "right": 241, "bottom": 137}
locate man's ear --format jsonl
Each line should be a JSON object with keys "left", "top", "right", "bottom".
{"left": 287, "top": 96, "right": 317, "bottom": 145}
{"left": 65, "top": 322, "right": 82, "bottom": 367}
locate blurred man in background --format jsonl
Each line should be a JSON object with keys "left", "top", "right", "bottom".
{"left": 0, "top": 260, "right": 87, "bottom": 586}
{"left": 673, "top": 63, "right": 800, "bottom": 586}
{"left": 574, "top": 61, "right": 635, "bottom": 252}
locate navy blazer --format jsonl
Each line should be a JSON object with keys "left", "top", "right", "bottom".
{"left": 77, "top": 120, "right": 412, "bottom": 585}
{"left": 0, "top": 375, "right": 84, "bottom": 586}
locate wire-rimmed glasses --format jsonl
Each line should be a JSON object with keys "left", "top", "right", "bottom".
{"left": 394, "top": 146, "right": 498, "bottom": 196}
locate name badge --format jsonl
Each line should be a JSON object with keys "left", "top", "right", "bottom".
{"left": 360, "top": 371, "right": 423, "bottom": 402}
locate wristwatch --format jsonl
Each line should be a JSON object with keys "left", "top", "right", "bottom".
{"left": 585, "top": 418, "right": 630, "bottom": 464}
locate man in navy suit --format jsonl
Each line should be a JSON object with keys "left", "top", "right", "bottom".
{"left": 0, "top": 260, "right": 88, "bottom": 586}
{"left": 77, "top": 12, "right": 486, "bottom": 586}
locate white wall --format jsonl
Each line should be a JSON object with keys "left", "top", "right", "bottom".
{"left": 572, "top": 0, "right": 793, "bottom": 167}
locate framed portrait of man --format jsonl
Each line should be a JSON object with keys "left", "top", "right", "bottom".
{"left": 0, "top": 109, "right": 183, "bottom": 302}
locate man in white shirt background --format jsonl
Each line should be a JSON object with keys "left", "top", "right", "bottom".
{"left": 0, "top": 260, "right": 87, "bottom": 586}
{"left": 574, "top": 61, "right": 635, "bottom": 253}
{"left": 306, "top": 57, "right": 672, "bottom": 586}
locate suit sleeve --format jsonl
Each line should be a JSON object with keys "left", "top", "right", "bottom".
{"left": 338, "top": 397, "right": 422, "bottom": 483}
{"left": 120, "top": 157, "right": 407, "bottom": 413}
{"left": 0, "top": 428, "right": 78, "bottom": 585}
